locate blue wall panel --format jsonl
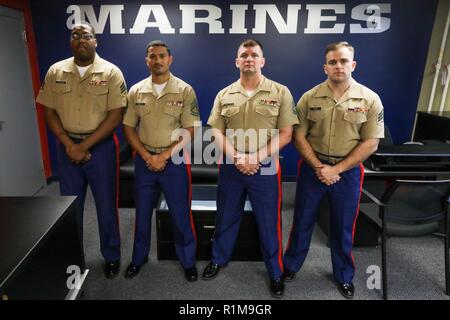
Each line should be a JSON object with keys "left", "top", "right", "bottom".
{"left": 31, "top": 0, "right": 438, "bottom": 176}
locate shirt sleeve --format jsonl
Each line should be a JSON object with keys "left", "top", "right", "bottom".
{"left": 107, "top": 67, "right": 127, "bottom": 111}
{"left": 207, "top": 94, "right": 226, "bottom": 133}
{"left": 181, "top": 86, "right": 201, "bottom": 128}
{"left": 36, "top": 66, "right": 56, "bottom": 109}
{"left": 294, "top": 93, "right": 310, "bottom": 135}
{"left": 360, "top": 94, "right": 385, "bottom": 140}
{"left": 276, "top": 86, "right": 300, "bottom": 128}
{"left": 122, "top": 89, "right": 138, "bottom": 127}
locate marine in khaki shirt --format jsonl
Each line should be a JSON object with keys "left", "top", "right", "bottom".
{"left": 296, "top": 78, "right": 384, "bottom": 162}
{"left": 35, "top": 23, "right": 126, "bottom": 278}
{"left": 203, "top": 39, "right": 298, "bottom": 299}
{"left": 122, "top": 41, "right": 199, "bottom": 281}
{"left": 123, "top": 73, "right": 199, "bottom": 151}
{"left": 283, "top": 42, "right": 385, "bottom": 299}
{"left": 208, "top": 76, "right": 299, "bottom": 153}
{"left": 37, "top": 53, "right": 127, "bottom": 135}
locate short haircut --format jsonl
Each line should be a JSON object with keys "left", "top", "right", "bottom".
{"left": 237, "top": 39, "right": 264, "bottom": 55}
{"left": 72, "top": 22, "right": 96, "bottom": 37}
{"left": 146, "top": 40, "right": 171, "bottom": 56}
{"left": 325, "top": 41, "right": 354, "bottom": 57}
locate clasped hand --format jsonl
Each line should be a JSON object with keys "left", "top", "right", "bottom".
{"left": 66, "top": 144, "right": 91, "bottom": 164}
{"left": 315, "top": 164, "right": 341, "bottom": 186}
{"left": 234, "top": 153, "right": 260, "bottom": 176}
{"left": 144, "top": 154, "right": 168, "bottom": 172}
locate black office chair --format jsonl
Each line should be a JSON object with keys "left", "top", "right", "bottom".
{"left": 360, "top": 179, "right": 450, "bottom": 299}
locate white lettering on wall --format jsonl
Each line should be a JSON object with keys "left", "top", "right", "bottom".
{"left": 179, "top": 5, "right": 225, "bottom": 34}
{"left": 229, "top": 5, "right": 248, "bottom": 34}
{"left": 65, "top": 3, "right": 392, "bottom": 35}
{"left": 130, "top": 5, "right": 175, "bottom": 34}
{"left": 66, "top": 5, "right": 125, "bottom": 34}
{"left": 252, "top": 5, "right": 302, "bottom": 34}
{"left": 304, "top": 4, "right": 345, "bottom": 34}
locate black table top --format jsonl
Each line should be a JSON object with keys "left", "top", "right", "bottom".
{"left": 417, "top": 111, "right": 450, "bottom": 119}
{"left": 0, "top": 196, "right": 76, "bottom": 290}
{"left": 374, "top": 141, "right": 450, "bottom": 156}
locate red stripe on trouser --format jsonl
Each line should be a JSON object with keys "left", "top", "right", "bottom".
{"left": 276, "top": 160, "right": 284, "bottom": 273}
{"left": 350, "top": 163, "right": 365, "bottom": 267}
{"left": 285, "top": 159, "right": 304, "bottom": 251}
{"left": 113, "top": 133, "right": 121, "bottom": 241}
{"left": 184, "top": 150, "right": 197, "bottom": 241}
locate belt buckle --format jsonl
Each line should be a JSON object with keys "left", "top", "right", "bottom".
{"left": 69, "top": 133, "right": 87, "bottom": 140}
{"left": 318, "top": 154, "right": 338, "bottom": 165}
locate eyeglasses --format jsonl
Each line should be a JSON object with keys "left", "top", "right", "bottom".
{"left": 71, "top": 33, "right": 95, "bottom": 41}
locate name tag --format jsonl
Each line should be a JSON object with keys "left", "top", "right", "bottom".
{"left": 55, "top": 80, "right": 67, "bottom": 84}
{"left": 167, "top": 101, "right": 183, "bottom": 107}
{"left": 309, "top": 107, "right": 322, "bottom": 111}
{"left": 135, "top": 102, "right": 146, "bottom": 106}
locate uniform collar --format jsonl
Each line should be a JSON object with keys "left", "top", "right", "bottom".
{"left": 61, "top": 54, "right": 103, "bottom": 76}
{"left": 346, "top": 79, "right": 365, "bottom": 99}
{"left": 139, "top": 73, "right": 179, "bottom": 97}
{"left": 314, "top": 78, "right": 364, "bottom": 100}
{"left": 91, "top": 54, "right": 106, "bottom": 73}
{"left": 229, "top": 76, "right": 271, "bottom": 96}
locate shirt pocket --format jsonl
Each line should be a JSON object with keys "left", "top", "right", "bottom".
{"left": 52, "top": 82, "right": 72, "bottom": 94}
{"left": 255, "top": 95, "right": 280, "bottom": 116}
{"left": 52, "top": 82, "right": 72, "bottom": 112}
{"left": 255, "top": 105, "right": 280, "bottom": 117}
{"left": 87, "top": 85, "right": 109, "bottom": 113}
{"left": 220, "top": 103, "right": 241, "bottom": 117}
{"left": 163, "top": 104, "right": 183, "bottom": 118}
{"left": 343, "top": 112, "right": 367, "bottom": 124}
{"left": 306, "top": 109, "right": 327, "bottom": 122}
{"left": 134, "top": 101, "right": 152, "bottom": 117}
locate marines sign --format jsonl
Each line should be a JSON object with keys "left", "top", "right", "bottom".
{"left": 66, "top": 3, "right": 391, "bottom": 34}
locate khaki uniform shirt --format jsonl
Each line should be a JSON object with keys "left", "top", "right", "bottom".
{"left": 36, "top": 54, "right": 127, "bottom": 134}
{"left": 296, "top": 79, "right": 384, "bottom": 162}
{"left": 207, "top": 77, "right": 299, "bottom": 153}
{"left": 123, "top": 73, "right": 200, "bottom": 149}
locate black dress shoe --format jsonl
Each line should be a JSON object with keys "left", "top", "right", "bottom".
{"left": 104, "top": 260, "right": 120, "bottom": 279}
{"left": 202, "top": 262, "right": 221, "bottom": 280}
{"left": 282, "top": 269, "right": 296, "bottom": 282}
{"left": 270, "top": 278, "right": 285, "bottom": 298}
{"left": 124, "top": 258, "right": 148, "bottom": 279}
{"left": 337, "top": 282, "right": 355, "bottom": 299}
{"left": 184, "top": 266, "right": 198, "bottom": 282}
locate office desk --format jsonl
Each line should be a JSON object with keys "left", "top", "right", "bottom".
{"left": 364, "top": 167, "right": 450, "bottom": 177}
{"left": 0, "top": 196, "right": 87, "bottom": 300}
{"left": 156, "top": 185, "right": 263, "bottom": 261}
{"left": 414, "top": 111, "right": 450, "bottom": 142}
